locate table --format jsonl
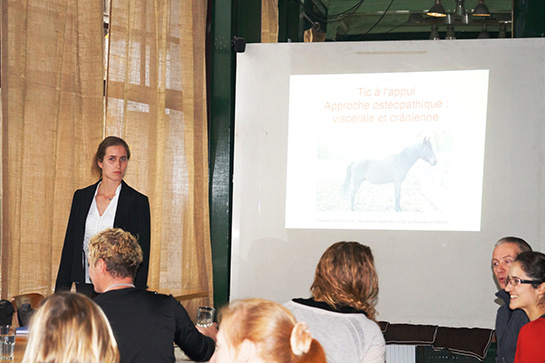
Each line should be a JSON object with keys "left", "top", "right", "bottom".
{"left": 11, "top": 290, "right": 209, "bottom": 362}
{"left": 13, "top": 336, "right": 203, "bottom": 362}
{"left": 13, "top": 335, "right": 27, "bottom": 363}
{"left": 174, "top": 346, "right": 208, "bottom": 362}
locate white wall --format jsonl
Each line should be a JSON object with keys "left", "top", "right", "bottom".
{"left": 230, "top": 39, "right": 545, "bottom": 328}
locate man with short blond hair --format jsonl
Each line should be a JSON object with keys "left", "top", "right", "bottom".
{"left": 89, "top": 228, "right": 216, "bottom": 363}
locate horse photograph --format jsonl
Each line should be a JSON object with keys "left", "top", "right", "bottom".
{"left": 314, "top": 134, "right": 445, "bottom": 214}
{"left": 342, "top": 136, "right": 437, "bottom": 212}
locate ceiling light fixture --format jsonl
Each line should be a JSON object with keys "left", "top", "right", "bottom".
{"left": 408, "top": 13, "right": 425, "bottom": 24}
{"left": 498, "top": 24, "right": 507, "bottom": 38}
{"left": 455, "top": 0, "right": 467, "bottom": 17}
{"left": 473, "top": 0, "right": 490, "bottom": 17}
{"left": 478, "top": 24, "right": 490, "bottom": 38}
{"left": 430, "top": 25, "right": 441, "bottom": 39}
{"left": 427, "top": 0, "right": 447, "bottom": 17}
{"left": 446, "top": 25, "right": 456, "bottom": 39}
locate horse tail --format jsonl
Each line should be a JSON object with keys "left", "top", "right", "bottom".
{"left": 342, "top": 162, "right": 354, "bottom": 196}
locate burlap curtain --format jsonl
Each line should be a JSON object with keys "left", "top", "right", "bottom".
{"left": 262, "top": 0, "right": 279, "bottom": 43}
{"left": 1, "top": 0, "right": 104, "bottom": 296}
{"left": 1, "top": 0, "right": 212, "bottom": 317}
{"left": 104, "top": 0, "right": 212, "bottom": 315}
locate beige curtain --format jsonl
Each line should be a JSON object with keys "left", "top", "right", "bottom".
{"left": 104, "top": 0, "right": 212, "bottom": 316}
{"left": 1, "top": 0, "right": 104, "bottom": 297}
{"left": 1, "top": 0, "right": 212, "bottom": 318}
{"left": 262, "top": 0, "right": 279, "bottom": 43}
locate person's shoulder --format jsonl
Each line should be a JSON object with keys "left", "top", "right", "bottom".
{"left": 333, "top": 313, "right": 385, "bottom": 346}
{"left": 359, "top": 315, "right": 383, "bottom": 331}
{"left": 528, "top": 317, "right": 545, "bottom": 330}
{"left": 284, "top": 299, "right": 298, "bottom": 308}
{"left": 71, "top": 182, "right": 99, "bottom": 203}
{"left": 96, "top": 289, "right": 172, "bottom": 307}
{"left": 496, "top": 289, "right": 510, "bottom": 302}
{"left": 518, "top": 321, "right": 533, "bottom": 337}
{"left": 74, "top": 182, "right": 99, "bottom": 195}
{"left": 93, "top": 292, "right": 108, "bottom": 304}
{"left": 511, "top": 308, "right": 530, "bottom": 324}
{"left": 517, "top": 318, "right": 542, "bottom": 336}
{"left": 93, "top": 290, "right": 123, "bottom": 309}
{"left": 138, "top": 290, "right": 178, "bottom": 304}
{"left": 121, "top": 181, "right": 148, "bottom": 199}
{"left": 128, "top": 288, "right": 168, "bottom": 298}
{"left": 285, "top": 298, "right": 331, "bottom": 316}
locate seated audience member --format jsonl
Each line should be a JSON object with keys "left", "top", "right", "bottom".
{"left": 285, "top": 241, "right": 385, "bottom": 363}
{"left": 491, "top": 236, "right": 532, "bottom": 363}
{"left": 89, "top": 228, "right": 216, "bottom": 363}
{"left": 210, "top": 298, "right": 326, "bottom": 363}
{"left": 22, "top": 292, "right": 119, "bottom": 363}
{"left": 505, "top": 251, "right": 545, "bottom": 363}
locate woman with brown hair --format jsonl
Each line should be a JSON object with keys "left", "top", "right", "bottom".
{"left": 210, "top": 299, "right": 326, "bottom": 363}
{"left": 285, "top": 241, "right": 385, "bottom": 363}
{"left": 55, "top": 136, "right": 150, "bottom": 297}
{"left": 22, "top": 292, "right": 119, "bottom": 363}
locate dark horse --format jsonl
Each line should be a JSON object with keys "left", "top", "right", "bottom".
{"left": 342, "top": 137, "right": 437, "bottom": 211}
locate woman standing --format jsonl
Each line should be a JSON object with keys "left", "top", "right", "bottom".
{"left": 505, "top": 251, "right": 545, "bottom": 363}
{"left": 285, "top": 241, "right": 385, "bottom": 363}
{"left": 55, "top": 136, "right": 150, "bottom": 297}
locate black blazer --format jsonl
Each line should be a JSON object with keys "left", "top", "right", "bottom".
{"left": 55, "top": 180, "right": 151, "bottom": 290}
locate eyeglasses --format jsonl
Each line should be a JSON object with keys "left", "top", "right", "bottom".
{"left": 505, "top": 276, "right": 538, "bottom": 287}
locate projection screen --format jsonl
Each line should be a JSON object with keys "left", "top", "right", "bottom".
{"left": 231, "top": 39, "right": 545, "bottom": 328}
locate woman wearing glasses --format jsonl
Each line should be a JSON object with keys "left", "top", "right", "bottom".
{"left": 505, "top": 251, "right": 545, "bottom": 363}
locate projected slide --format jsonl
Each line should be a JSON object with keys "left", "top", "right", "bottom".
{"left": 285, "top": 70, "right": 489, "bottom": 231}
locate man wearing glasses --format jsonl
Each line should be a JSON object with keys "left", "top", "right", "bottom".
{"left": 491, "top": 236, "right": 532, "bottom": 363}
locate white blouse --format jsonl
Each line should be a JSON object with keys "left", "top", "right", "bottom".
{"left": 83, "top": 182, "right": 121, "bottom": 283}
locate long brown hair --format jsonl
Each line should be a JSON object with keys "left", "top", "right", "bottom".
{"left": 218, "top": 299, "right": 326, "bottom": 363}
{"left": 311, "top": 241, "right": 379, "bottom": 320}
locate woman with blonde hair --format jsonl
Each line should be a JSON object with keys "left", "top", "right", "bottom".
{"left": 22, "top": 292, "right": 119, "bottom": 363}
{"left": 210, "top": 299, "right": 326, "bottom": 363}
{"left": 285, "top": 241, "right": 385, "bottom": 363}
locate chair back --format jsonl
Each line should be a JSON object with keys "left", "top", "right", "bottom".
{"left": 0, "top": 300, "right": 15, "bottom": 326}
{"left": 10, "top": 293, "right": 45, "bottom": 327}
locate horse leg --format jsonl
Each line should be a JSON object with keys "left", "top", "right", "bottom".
{"left": 342, "top": 162, "right": 354, "bottom": 197}
{"left": 394, "top": 181, "right": 402, "bottom": 211}
{"left": 350, "top": 172, "right": 365, "bottom": 211}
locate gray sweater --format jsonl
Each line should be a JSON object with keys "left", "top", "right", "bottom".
{"left": 285, "top": 299, "right": 385, "bottom": 363}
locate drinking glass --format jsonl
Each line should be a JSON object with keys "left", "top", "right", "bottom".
{"left": 0, "top": 325, "right": 15, "bottom": 360}
{"left": 196, "top": 306, "right": 215, "bottom": 328}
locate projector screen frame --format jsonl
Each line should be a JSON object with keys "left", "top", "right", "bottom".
{"left": 231, "top": 39, "right": 545, "bottom": 328}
